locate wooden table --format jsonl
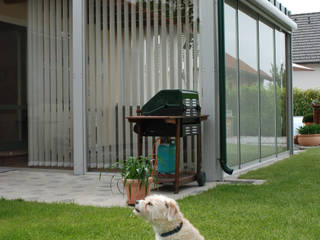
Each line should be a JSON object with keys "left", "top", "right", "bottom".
{"left": 127, "top": 115, "right": 208, "bottom": 193}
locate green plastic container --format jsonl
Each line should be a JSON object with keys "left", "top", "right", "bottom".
{"left": 157, "top": 142, "right": 176, "bottom": 174}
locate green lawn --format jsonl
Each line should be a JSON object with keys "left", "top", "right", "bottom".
{"left": 1, "top": 149, "right": 320, "bottom": 239}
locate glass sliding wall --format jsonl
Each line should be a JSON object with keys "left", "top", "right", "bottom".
{"left": 275, "top": 30, "right": 288, "bottom": 153}
{"left": 238, "top": 6, "right": 260, "bottom": 165}
{"left": 259, "top": 21, "right": 276, "bottom": 158}
{"left": 224, "top": 0, "right": 289, "bottom": 168}
{"left": 225, "top": 0, "right": 239, "bottom": 168}
{"left": 86, "top": 0, "right": 201, "bottom": 169}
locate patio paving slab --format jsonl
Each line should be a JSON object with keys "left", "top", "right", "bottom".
{"left": 0, "top": 169, "right": 223, "bottom": 207}
{"left": 0, "top": 152, "right": 296, "bottom": 207}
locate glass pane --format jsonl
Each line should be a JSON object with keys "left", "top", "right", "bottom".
{"left": 238, "top": 9, "right": 259, "bottom": 165}
{"left": 259, "top": 21, "right": 276, "bottom": 158}
{"left": 224, "top": 2, "right": 239, "bottom": 168}
{"left": 276, "top": 30, "right": 288, "bottom": 153}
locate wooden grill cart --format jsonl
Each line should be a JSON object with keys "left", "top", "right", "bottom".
{"left": 127, "top": 114, "right": 208, "bottom": 194}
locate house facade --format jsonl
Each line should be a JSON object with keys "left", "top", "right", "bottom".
{"left": 0, "top": 0, "right": 296, "bottom": 181}
{"left": 291, "top": 12, "right": 320, "bottom": 90}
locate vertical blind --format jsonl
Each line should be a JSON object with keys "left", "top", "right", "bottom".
{"left": 87, "top": 0, "right": 201, "bottom": 169}
{"left": 28, "top": 0, "right": 73, "bottom": 167}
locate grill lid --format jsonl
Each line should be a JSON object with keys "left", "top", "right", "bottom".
{"left": 141, "top": 89, "right": 200, "bottom": 116}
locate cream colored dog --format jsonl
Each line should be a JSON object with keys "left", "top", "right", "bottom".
{"left": 134, "top": 195, "right": 204, "bottom": 240}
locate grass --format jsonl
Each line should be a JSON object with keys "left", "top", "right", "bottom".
{"left": 1, "top": 148, "right": 320, "bottom": 239}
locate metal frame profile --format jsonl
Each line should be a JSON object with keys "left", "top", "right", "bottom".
{"left": 73, "top": 0, "right": 87, "bottom": 175}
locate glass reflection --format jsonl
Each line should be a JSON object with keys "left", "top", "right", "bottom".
{"left": 225, "top": 2, "right": 239, "bottom": 168}
{"left": 259, "top": 21, "right": 276, "bottom": 158}
{"left": 276, "top": 30, "right": 288, "bottom": 153}
{"left": 224, "top": 0, "right": 288, "bottom": 168}
{"left": 238, "top": 9, "right": 260, "bottom": 164}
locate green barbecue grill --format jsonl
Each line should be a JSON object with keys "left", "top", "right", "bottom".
{"left": 141, "top": 89, "right": 201, "bottom": 117}
{"left": 135, "top": 89, "right": 201, "bottom": 137}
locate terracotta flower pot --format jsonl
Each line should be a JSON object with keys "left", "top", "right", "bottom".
{"left": 297, "top": 134, "right": 320, "bottom": 146}
{"left": 304, "top": 122, "right": 313, "bottom": 126}
{"left": 123, "top": 177, "right": 153, "bottom": 205}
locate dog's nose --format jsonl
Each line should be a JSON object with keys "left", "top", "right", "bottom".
{"left": 136, "top": 200, "right": 140, "bottom": 205}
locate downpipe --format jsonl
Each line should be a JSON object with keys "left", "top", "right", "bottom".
{"left": 218, "top": 0, "right": 233, "bottom": 175}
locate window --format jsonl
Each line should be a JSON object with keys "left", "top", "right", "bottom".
{"left": 224, "top": 0, "right": 288, "bottom": 168}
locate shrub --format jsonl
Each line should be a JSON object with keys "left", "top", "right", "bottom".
{"left": 302, "top": 113, "right": 314, "bottom": 123}
{"left": 293, "top": 88, "right": 320, "bottom": 116}
{"left": 298, "top": 124, "right": 320, "bottom": 135}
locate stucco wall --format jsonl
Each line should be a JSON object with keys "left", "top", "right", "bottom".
{"left": 293, "top": 63, "right": 320, "bottom": 90}
{"left": 0, "top": 0, "right": 27, "bottom": 26}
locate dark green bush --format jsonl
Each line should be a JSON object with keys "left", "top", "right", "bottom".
{"left": 302, "top": 113, "right": 314, "bottom": 123}
{"left": 294, "top": 88, "right": 320, "bottom": 116}
{"left": 298, "top": 124, "right": 320, "bottom": 135}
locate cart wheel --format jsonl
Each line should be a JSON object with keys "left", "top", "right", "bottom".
{"left": 196, "top": 171, "right": 206, "bottom": 186}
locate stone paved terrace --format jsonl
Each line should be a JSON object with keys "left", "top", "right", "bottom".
{"left": 0, "top": 168, "right": 222, "bottom": 207}
{"left": 0, "top": 152, "right": 295, "bottom": 207}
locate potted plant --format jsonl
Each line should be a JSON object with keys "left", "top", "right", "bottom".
{"left": 297, "top": 124, "right": 320, "bottom": 146}
{"left": 120, "top": 156, "right": 154, "bottom": 205}
{"left": 302, "top": 113, "right": 314, "bottom": 126}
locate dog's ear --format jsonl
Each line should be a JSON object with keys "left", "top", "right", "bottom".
{"left": 167, "top": 201, "right": 178, "bottom": 221}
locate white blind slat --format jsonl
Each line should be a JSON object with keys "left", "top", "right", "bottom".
{"left": 56, "top": 0, "right": 64, "bottom": 167}
{"left": 161, "top": 0, "right": 167, "bottom": 90}
{"left": 102, "top": 0, "right": 109, "bottom": 168}
{"left": 96, "top": 0, "right": 103, "bottom": 168}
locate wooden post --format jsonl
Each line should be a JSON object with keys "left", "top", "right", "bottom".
{"left": 137, "top": 121, "right": 143, "bottom": 157}
{"left": 313, "top": 105, "right": 320, "bottom": 124}
{"left": 175, "top": 119, "right": 181, "bottom": 193}
{"left": 197, "top": 134, "right": 201, "bottom": 174}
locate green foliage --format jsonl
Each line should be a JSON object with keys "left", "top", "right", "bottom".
{"left": 293, "top": 88, "right": 320, "bottom": 116}
{"left": 298, "top": 124, "right": 320, "bottom": 135}
{"left": 118, "top": 156, "right": 154, "bottom": 197}
{"left": 226, "top": 83, "right": 286, "bottom": 136}
{"left": 312, "top": 98, "right": 320, "bottom": 106}
{"left": 302, "top": 113, "right": 314, "bottom": 123}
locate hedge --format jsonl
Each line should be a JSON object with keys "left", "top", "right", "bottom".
{"left": 293, "top": 88, "right": 320, "bottom": 116}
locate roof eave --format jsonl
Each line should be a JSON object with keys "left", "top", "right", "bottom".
{"left": 247, "top": 0, "right": 298, "bottom": 31}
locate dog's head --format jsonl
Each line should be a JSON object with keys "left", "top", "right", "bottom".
{"left": 133, "top": 195, "right": 182, "bottom": 223}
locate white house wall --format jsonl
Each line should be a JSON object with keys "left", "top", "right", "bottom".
{"left": 293, "top": 64, "right": 320, "bottom": 90}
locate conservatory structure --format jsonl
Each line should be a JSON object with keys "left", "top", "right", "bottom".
{"left": 0, "top": 0, "right": 297, "bottom": 181}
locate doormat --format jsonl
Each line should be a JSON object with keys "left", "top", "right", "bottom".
{"left": 0, "top": 168, "right": 16, "bottom": 173}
